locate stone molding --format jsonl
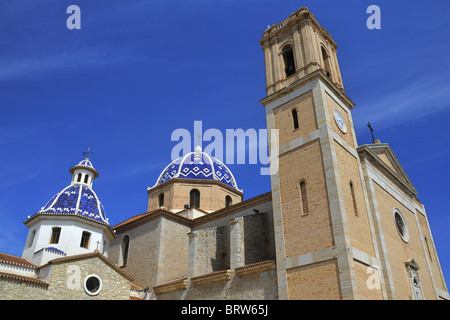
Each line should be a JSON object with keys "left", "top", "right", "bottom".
{"left": 153, "top": 278, "right": 188, "bottom": 294}
{"left": 235, "top": 259, "right": 276, "bottom": 277}
{"left": 190, "top": 269, "right": 231, "bottom": 286}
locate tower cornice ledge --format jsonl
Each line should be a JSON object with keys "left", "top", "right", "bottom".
{"left": 260, "top": 69, "right": 354, "bottom": 110}
{"left": 260, "top": 7, "right": 337, "bottom": 48}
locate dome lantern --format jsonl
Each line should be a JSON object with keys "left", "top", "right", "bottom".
{"left": 70, "top": 157, "right": 98, "bottom": 187}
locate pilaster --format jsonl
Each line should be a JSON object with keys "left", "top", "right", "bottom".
{"left": 228, "top": 217, "right": 245, "bottom": 269}
{"left": 311, "top": 81, "right": 359, "bottom": 299}
{"left": 187, "top": 232, "right": 198, "bottom": 278}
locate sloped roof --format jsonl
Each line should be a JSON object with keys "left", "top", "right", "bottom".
{"left": 0, "top": 252, "right": 36, "bottom": 268}
{"left": 357, "top": 142, "right": 418, "bottom": 197}
{"left": 43, "top": 250, "right": 135, "bottom": 282}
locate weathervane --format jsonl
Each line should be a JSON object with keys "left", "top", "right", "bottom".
{"left": 367, "top": 122, "right": 376, "bottom": 143}
{"left": 82, "top": 147, "right": 93, "bottom": 158}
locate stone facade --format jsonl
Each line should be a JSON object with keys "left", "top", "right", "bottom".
{"left": 1, "top": 6, "right": 448, "bottom": 301}
{"left": 0, "top": 272, "right": 49, "bottom": 300}
{"left": 0, "top": 251, "right": 135, "bottom": 300}
{"left": 259, "top": 7, "right": 448, "bottom": 300}
{"left": 155, "top": 260, "right": 278, "bottom": 300}
{"left": 109, "top": 192, "right": 276, "bottom": 299}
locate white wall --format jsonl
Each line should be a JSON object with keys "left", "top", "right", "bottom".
{"left": 22, "top": 216, "right": 110, "bottom": 266}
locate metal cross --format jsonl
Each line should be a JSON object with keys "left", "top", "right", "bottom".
{"left": 367, "top": 122, "right": 376, "bottom": 143}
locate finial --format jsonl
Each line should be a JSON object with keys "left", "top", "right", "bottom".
{"left": 82, "top": 147, "right": 93, "bottom": 159}
{"left": 194, "top": 145, "right": 202, "bottom": 153}
{"left": 367, "top": 122, "right": 377, "bottom": 144}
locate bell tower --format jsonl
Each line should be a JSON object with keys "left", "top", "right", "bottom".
{"left": 261, "top": 8, "right": 381, "bottom": 300}
{"left": 261, "top": 8, "right": 344, "bottom": 96}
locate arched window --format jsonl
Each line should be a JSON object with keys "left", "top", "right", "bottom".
{"left": 158, "top": 193, "right": 165, "bottom": 207}
{"left": 405, "top": 259, "right": 424, "bottom": 300}
{"left": 120, "top": 235, "right": 130, "bottom": 267}
{"left": 321, "top": 46, "right": 332, "bottom": 79}
{"left": 299, "top": 180, "right": 309, "bottom": 215}
{"left": 349, "top": 181, "right": 358, "bottom": 216}
{"left": 27, "top": 230, "right": 36, "bottom": 248}
{"left": 80, "top": 231, "right": 91, "bottom": 249}
{"left": 84, "top": 174, "right": 89, "bottom": 184}
{"left": 292, "top": 108, "right": 299, "bottom": 130}
{"left": 190, "top": 189, "right": 200, "bottom": 208}
{"left": 77, "top": 173, "right": 82, "bottom": 182}
{"left": 225, "top": 195, "right": 232, "bottom": 208}
{"left": 282, "top": 45, "right": 296, "bottom": 77}
{"left": 50, "top": 227, "right": 61, "bottom": 244}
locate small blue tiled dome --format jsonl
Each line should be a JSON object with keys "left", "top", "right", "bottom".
{"left": 155, "top": 146, "right": 240, "bottom": 190}
{"left": 37, "top": 184, "right": 108, "bottom": 225}
{"left": 30, "top": 157, "right": 108, "bottom": 225}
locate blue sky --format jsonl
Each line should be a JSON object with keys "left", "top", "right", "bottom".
{"left": 1, "top": 0, "right": 449, "bottom": 290}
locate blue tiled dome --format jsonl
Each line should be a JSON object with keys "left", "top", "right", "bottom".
{"left": 155, "top": 146, "right": 240, "bottom": 190}
{"left": 37, "top": 184, "right": 108, "bottom": 225}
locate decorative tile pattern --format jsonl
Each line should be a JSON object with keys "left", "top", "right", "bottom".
{"left": 36, "top": 184, "right": 108, "bottom": 225}
{"left": 155, "top": 150, "right": 239, "bottom": 190}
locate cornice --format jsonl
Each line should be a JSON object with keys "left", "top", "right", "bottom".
{"left": 114, "top": 192, "right": 272, "bottom": 232}
{"left": 0, "top": 271, "right": 48, "bottom": 287}
{"left": 235, "top": 259, "right": 276, "bottom": 277}
{"left": 147, "top": 177, "right": 243, "bottom": 197}
{"left": 153, "top": 277, "right": 188, "bottom": 294}
{"left": 260, "top": 7, "right": 337, "bottom": 48}
{"left": 23, "top": 212, "right": 116, "bottom": 240}
{"left": 190, "top": 269, "right": 231, "bottom": 286}
{"left": 357, "top": 144, "right": 418, "bottom": 197}
{"left": 113, "top": 208, "right": 193, "bottom": 233}
{"left": 192, "top": 192, "right": 272, "bottom": 227}
{"left": 260, "top": 69, "right": 354, "bottom": 110}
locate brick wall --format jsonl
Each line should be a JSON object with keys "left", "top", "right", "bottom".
{"left": 278, "top": 139, "right": 334, "bottom": 257}
{"left": 287, "top": 259, "right": 341, "bottom": 299}
{"left": 273, "top": 91, "right": 318, "bottom": 146}
{"left": 373, "top": 182, "right": 435, "bottom": 299}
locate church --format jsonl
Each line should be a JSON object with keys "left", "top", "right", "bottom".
{"left": 0, "top": 7, "right": 448, "bottom": 300}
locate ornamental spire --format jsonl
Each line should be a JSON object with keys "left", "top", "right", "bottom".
{"left": 82, "top": 146, "right": 93, "bottom": 159}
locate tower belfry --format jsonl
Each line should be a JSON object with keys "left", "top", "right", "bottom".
{"left": 260, "top": 7, "right": 371, "bottom": 300}
{"left": 260, "top": 8, "right": 345, "bottom": 96}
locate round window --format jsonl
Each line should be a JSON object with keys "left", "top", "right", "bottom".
{"left": 394, "top": 209, "right": 409, "bottom": 242}
{"left": 84, "top": 275, "right": 102, "bottom": 296}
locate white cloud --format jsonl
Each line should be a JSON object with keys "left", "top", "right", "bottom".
{"left": 0, "top": 47, "right": 125, "bottom": 81}
{"left": 353, "top": 73, "right": 450, "bottom": 130}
